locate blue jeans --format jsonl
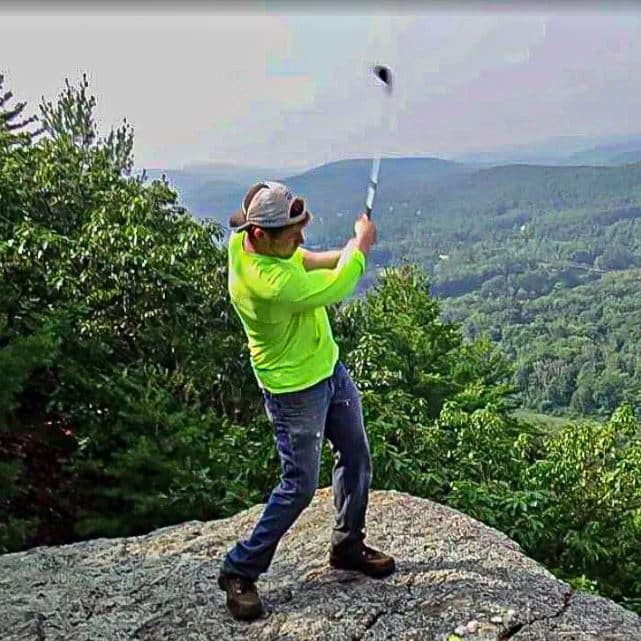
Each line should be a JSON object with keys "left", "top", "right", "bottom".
{"left": 222, "top": 361, "right": 372, "bottom": 581}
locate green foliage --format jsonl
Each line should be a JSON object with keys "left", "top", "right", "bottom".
{"left": 0, "top": 74, "right": 269, "bottom": 546}
{"left": 447, "top": 268, "right": 641, "bottom": 417}
{"left": 438, "top": 404, "right": 641, "bottom": 606}
{"left": 2, "top": 73, "right": 641, "bottom": 613}
{"left": 420, "top": 199, "right": 641, "bottom": 417}
{"left": 326, "top": 264, "right": 515, "bottom": 499}
{"left": 526, "top": 406, "right": 641, "bottom": 600}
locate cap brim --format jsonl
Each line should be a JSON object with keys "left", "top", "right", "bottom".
{"left": 229, "top": 209, "right": 251, "bottom": 232}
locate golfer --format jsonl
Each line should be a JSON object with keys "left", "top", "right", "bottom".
{"left": 218, "top": 181, "right": 395, "bottom": 621}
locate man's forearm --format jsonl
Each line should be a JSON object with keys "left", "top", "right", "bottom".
{"left": 303, "top": 237, "right": 371, "bottom": 272}
{"left": 337, "top": 237, "right": 370, "bottom": 270}
{"left": 302, "top": 249, "right": 342, "bottom": 270}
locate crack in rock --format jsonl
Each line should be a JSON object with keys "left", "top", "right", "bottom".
{"left": 499, "top": 588, "right": 575, "bottom": 640}
{"left": 352, "top": 608, "right": 387, "bottom": 640}
{"left": 35, "top": 613, "right": 46, "bottom": 641}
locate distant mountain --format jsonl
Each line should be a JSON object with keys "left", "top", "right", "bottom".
{"left": 150, "top": 157, "right": 471, "bottom": 238}
{"left": 283, "top": 160, "right": 641, "bottom": 251}
{"left": 612, "top": 150, "right": 641, "bottom": 164}
{"left": 172, "top": 162, "right": 305, "bottom": 183}
{"left": 136, "top": 162, "right": 310, "bottom": 220}
{"left": 420, "top": 162, "right": 641, "bottom": 218}
{"left": 139, "top": 162, "right": 304, "bottom": 185}
{"left": 447, "top": 133, "right": 641, "bottom": 167}
{"left": 149, "top": 155, "right": 641, "bottom": 251}
{"left": 566, "top": 139, "right": 641, "bottom": 165}
{"left": 282, "top": 156, "right": 469, "bottom": 212}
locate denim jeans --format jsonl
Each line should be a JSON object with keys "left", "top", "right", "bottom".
{"left": 222, "top": 360, "right": 372, "bottom": 581}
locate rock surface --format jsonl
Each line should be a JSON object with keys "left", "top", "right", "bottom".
{"left": 1, "top": 489, "right": 639, "bottom": 640}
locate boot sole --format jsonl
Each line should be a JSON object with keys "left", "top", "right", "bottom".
{"left": 329, "top": 558, "right": 396, "bottom": 579}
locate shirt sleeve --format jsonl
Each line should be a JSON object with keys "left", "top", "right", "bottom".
{"left": 277, "top": 246, "right": 366, "bottom": 312}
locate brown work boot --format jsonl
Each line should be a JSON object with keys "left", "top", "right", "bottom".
{"left": 217, "top": 572, "right": 263, "bottom": 621}
{"left": 329, "top": 541, "right": 396, "bottom": 578}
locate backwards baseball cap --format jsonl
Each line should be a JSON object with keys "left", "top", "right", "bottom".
{"left": 229, "top": 181, "right": 312, "bottom": 232}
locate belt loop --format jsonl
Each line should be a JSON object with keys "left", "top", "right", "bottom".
{"left": 329, "top": 365, "right": 338, "bottom": 398}
{"left": 329, "top": 360, "right": 341, "bottom": 398}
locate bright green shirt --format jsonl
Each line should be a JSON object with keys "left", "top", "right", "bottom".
{"left": 227, "top": 231, "right": 366, "bottom": 393}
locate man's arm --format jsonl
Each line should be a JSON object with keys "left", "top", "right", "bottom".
{"left": 279, "top": 216, "right": 376, "bottom": 313}
{"left": 279, "top": 246, "right": 365, "bottom": 313}
{"left": 301, "top": 248, "right": 342, "bottom": 271}
{"left": 300, "top": 212, "right": 376, "bottom": 271}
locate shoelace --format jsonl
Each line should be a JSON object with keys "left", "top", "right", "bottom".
{"left": 361, "top": 544, "right": 380, "bottom": 558}
{"left": 229, "top": 578, "right": 254, "bottom": 595}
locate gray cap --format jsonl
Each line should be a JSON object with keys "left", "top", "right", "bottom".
{"left": 229, "top": 181, "right": 311, "bottom": 232}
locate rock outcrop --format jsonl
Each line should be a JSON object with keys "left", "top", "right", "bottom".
{"left": 2, "top": 489, "right": 639, "bottom": 640}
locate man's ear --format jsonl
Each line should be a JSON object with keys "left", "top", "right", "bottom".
{"left": 248, "top": 227, "right": 265, "bottom": 242}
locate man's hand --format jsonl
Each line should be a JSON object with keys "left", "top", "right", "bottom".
{"left": 354, "top": 213, "right": 377, "bottom": 255}
{"left": 335, "top": 213, "right": 377, "bottom": 270}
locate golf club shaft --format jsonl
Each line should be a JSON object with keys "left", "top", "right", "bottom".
{"left": 365, "top": 64, "right": 393, "bottom": 219}
{"left": 365, "top": 156, "right": 381, "bottom": 219}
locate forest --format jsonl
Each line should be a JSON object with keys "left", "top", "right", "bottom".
{"left": 164, "top": 147, "right": 641, "bottom": 418}
{"left": 297, "top": 159, "right": 641, "bottom": 419}
{"left": 1, "top": 76, "right": 640, "bottom": 613}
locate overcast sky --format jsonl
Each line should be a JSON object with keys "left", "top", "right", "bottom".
{"left": 2, "top": 5, "right": 641, "bottom": 170}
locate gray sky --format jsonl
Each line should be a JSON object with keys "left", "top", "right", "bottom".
{"left": 2, "top": 5, "right": 641, "bottom": 170}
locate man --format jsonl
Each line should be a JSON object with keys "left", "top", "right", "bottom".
{"left": 218, "top": 181, "right": 395, "bottom": 621}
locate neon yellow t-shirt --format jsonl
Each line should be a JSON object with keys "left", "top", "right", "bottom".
{"left": 227, "top": 231, "right": 366, "bottom": 393}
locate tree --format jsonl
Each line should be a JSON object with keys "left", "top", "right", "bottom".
{"left": 0, "top": 75, "right": 267, "bottom": 548}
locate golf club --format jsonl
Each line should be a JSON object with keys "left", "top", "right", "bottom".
{"left": 365, "top": 65, "right": 393, "bottom": 219}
